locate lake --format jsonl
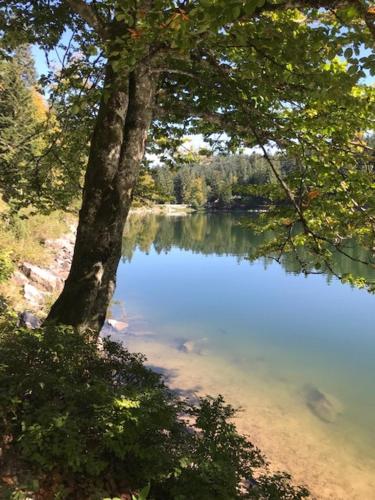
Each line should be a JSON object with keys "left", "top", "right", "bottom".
{"left": 111, "top": 212, "right": 375, "bottom": 499}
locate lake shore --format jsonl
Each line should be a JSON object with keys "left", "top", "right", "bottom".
{"left": 108, "top": 321, "right": 375, "bottom": 500}
{"left": 129, "top": 203, "right": 195, "bottom": 216}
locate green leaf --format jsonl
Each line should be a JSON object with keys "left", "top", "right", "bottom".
{"left": 132, "top": 484, "right": 151, "bottom": 500}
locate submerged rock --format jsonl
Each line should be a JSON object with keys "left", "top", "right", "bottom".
{"left": 177, "top": 337, "right": 208, "bottom": 355}
{"left": 304, "top": 385, "right": 343, "bottom": 423}
{"left": 102, "top": 318, "right": 129, "bottom": 336}
{"left": 106, "top": 318, "right": 128, "bottom": 332}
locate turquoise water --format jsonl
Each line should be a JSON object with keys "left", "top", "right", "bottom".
{"left": 112, "top": 213, "right": 375, "bottom": 496}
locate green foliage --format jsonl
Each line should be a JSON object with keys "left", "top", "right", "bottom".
{"left": 0, "top": 322, "right": 180, "bottom": 497}
{"left": 133, "top": 167, "right": 168, "bottom": 206}
{"left": 0, "top": 51, "right": 40, "bottom": 210}
{"left": 245, "top": 138, "right": 375, "bottom": 291}
{"left": 0, "top": 47, "right": 84, "bottom": 213}
{"left": 0, "top": 250, "right": 13, "bottom": 282}
{"left": 161, "top": 395, "right": 265, "bottom": 500}
{"left": 0, "top": 318, "right": 309, "bottom": 499}
{"left": 250, "top": 472, "right": 310, "bottom": 500}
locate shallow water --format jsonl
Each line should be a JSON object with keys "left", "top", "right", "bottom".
{"left": 112, "top": 213, "right": 375, "bottom": 499}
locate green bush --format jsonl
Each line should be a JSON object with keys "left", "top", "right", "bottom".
{"left": 0, "top": 320, "right": 309, "bottom": 499}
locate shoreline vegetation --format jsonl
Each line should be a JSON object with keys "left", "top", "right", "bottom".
{"left": 130, "top": 204, "right": 194, "bottom": 216}
{"left": 133, "top": 155, "right": 283, "bottom": 212}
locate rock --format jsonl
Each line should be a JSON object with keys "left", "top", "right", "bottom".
{"left": 97, "top": 336, "right": 105, "bottom": 352}
{"left": 24, "top": 283, "right": 47, "bottom": 306}
{"left": 21, "top": 262, "right": 62, "bottom": 292}
{"left": 101, "top": 318, "right": 129, "bottom": 336}
{"left": 101, "top": 322, "right": 112, "bottom": 336}
{"left": 177, "top": 337, "right": 208, "bottom": 355}
{"left": 106, "top": 318, "right": 128, "bottom": 332}
{"left": 45, "top": 236, "right": 74, "bottom": 251}
{"left": 19, "top": 311, "right": 41, "bottom": 329}
{"left": 305, "top": 385, "right": 343, "bottom": 423}
{"left": 12, "top": 270, "right": 29, "bottom": 286}
{"left": 217, "top": 327, "right": 228, "bottom": 335}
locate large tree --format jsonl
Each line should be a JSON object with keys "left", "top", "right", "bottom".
{"left": 1, "top": 0, "right": 374, "bottom": 332}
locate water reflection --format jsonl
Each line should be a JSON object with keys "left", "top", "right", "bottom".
{"left": 123, "top": 212, "right": 375, "bottom": 285}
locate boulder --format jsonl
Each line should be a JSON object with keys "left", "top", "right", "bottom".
{"left": 12, "top": 270, "right": 29, "bottom": 286}
{"left": 21, "top": 262, "right": 62, "bottom": 292}
{"left": 19, "top": 311, "right": 41, "bottom": 329}
{"left": 24, "top": 283, "right": 46, "bottom": 306}
{"left": 305, "top": 385, "right": 343, "bottom": 423}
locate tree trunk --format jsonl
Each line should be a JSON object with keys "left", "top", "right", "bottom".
{"left": 47, "top": 64, "right": 157, "bottom": 333}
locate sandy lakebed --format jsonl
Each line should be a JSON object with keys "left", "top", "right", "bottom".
{"left": 107, "top": 317, "right": 375, "bottom": 500}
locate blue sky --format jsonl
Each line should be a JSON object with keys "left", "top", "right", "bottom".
{"left": 31, "top": 46, "right": 47, "bottom": 76}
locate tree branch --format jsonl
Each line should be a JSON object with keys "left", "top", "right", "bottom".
{"left": 65, "top": 0, "right": 108, "bottom": 39}
{"left": 150, "top": 68, "right": 198, "bottom": 78}
{"left": 354, "top": 1, "right": 375, "bottom": 43}
{"left": 255, "top": 0, "right": 375, "bottom": 42}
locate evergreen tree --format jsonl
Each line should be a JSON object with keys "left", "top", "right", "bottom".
{"left": 0, "top": 52, "right": 39, "bottom": 209}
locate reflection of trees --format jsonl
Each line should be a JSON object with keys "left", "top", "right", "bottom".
{"left": 122, "top": 214, "right": 375, "bottom": 285}
{"left": 280, "top": 238, "right": 375, "bottom": 286}
{"left": 121, "top": 216, "right": 159, "bottom": 261}
{"left": 123, "top": 213, "right": 267, "bottom": 259}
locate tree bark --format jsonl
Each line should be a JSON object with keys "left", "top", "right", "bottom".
{"left": 47, "top": 63, "right": 157, "bottom": 333}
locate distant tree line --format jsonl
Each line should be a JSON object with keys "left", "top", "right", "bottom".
{"left": 135, "top": 154, "right": 297, "bottom": 209}
{"left": 135, "top": 134, "right": 375, "bottom": 210}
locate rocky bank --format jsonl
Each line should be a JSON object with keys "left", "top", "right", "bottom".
{"left": 12, "top": 225, "right": 76, "bottom": 314}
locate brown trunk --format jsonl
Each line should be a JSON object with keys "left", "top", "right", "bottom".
{"left": 47, "top": 64, "right": 156, "bottom": 333}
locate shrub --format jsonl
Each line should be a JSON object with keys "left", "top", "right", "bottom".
{"left": 0, "top": 319, "right": 309, "bottom": 499}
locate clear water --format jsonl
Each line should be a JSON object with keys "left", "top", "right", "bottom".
{"left": 112, "top": 213, "right": 375, "bottom": 497}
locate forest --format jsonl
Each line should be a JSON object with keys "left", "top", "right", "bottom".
{"left": 136, "top": 154, "right": 290, "bottom": 208}
{"left": 0, "top": 0, "right": 375, "bottom": 499}
{"left": 136, "top": 143, "right": 375, "bottom": 209}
